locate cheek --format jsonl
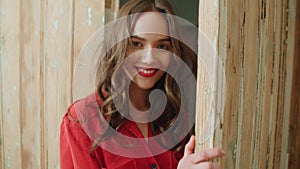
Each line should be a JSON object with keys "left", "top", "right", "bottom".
{"left": 123, "top": 62, "right": 136, "bottom": 79}
{"left": 125, "top": 50, "right": 140, "bottom": 64}
{"left": 123, "top": 55, "right": 138, "bottom": 80}
{"left": 162, "top": 56, "right": 171, "bottom": 67}
{"left": 155, "top": 54, "right": 172, "bottom": 70}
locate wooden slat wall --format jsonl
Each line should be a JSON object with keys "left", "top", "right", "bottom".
{"left": 0, "top": 0, "right": 116, "bottom": 168}
{"left": 196, "top": 0, "right": 300, "bottom": 168}
{"left": 1, "top": 0, "right": 298, "bottom": 168}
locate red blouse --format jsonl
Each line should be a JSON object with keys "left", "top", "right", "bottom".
{"left": 60, "top": 93, "right": 183, "bottom": 169}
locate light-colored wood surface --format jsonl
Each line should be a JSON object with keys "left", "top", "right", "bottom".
{"left": 1, "top": 0, "right": 299, "bottom": 168}
{"left": 0, "top": 0, "right": 114, "bottom": 168}
{"left": 196, "top": 0, "right": 220, "bottom": 152}
{"left": 44, "top": 0, "right": 74, "bottom": 168}
{"left": 196, "top": 0, "right": 299, "bottom": 168}
{"left": 20, "top": 1, "right": 44, "bottom": 168}
{"left": 1, "top": 0, "right": 22, "bottom": 168}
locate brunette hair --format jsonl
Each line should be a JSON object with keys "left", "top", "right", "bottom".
{"left": 93, "top": 0, "right": 196, "bottom": 154}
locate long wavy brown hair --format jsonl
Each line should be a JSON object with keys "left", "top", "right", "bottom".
{"left": 92, "top": 0, "right": 197, "bottom": 154}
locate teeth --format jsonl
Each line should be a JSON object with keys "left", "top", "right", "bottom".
{"left": 139, "top": 68, "right": 155, "bottom": 74}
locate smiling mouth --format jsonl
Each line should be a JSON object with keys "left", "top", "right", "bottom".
{"left": 137, "top": 67, "right": 158, "bottom": 77}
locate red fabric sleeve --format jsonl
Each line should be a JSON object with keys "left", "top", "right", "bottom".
{"left": 60, "top": 112, "right": 104, "bottom": 169}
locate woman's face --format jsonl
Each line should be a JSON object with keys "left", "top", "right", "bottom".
{"left": 124, "top": 12, "right": 172, "bottom": 90}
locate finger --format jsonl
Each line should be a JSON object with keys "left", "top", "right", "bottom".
{"left": 191, "top": 148, "right": 225, "bottom": 163}
{"left": 195, "top": 162, "right": 222, "bottom": 169}
{"left": 184, "top": 135, "right": 195, "bottom": 156}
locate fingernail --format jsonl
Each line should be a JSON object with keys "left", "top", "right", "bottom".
{"left": 221, "top": 150, "right": 226, "bottom": 155}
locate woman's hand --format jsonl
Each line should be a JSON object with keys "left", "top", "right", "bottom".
{"left": 177, "top": 136, "right": 225, "bottom": 169}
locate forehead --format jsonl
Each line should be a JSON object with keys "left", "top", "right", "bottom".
{"left": 131, "top": 12, "right": 169, "bottom": 36}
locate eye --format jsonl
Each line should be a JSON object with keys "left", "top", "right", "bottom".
{"left": 157, "top": 44, "right": 168, "bottom": 50}
{"left": 131, "top": 41, "right": 142, "bottom": 47}
{"left": 157, "top": 43, "right": 172, "bottom": 51}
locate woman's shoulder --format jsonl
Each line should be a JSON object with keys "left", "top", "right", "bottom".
{"left": 65, "top": 92, "right": 104, "bottom": 120}
{"left": 61, "top": 92, "right": 107, "bottom": 139}
{"left": 60, "top": 92, "right": 107, "bottom": 169}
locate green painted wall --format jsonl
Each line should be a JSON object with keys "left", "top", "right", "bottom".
{"left": 119, "top": 0, "right": 199, "bottom": 26}
{"left": 171, "top": 0, "right": 198, "bottom": 26}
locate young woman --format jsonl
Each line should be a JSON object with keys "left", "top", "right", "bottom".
{"left": 60, "top": 0, "right": 225, "bottom": 169}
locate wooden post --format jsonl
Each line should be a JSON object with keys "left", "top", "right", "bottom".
{"left": 196, "top": 0, "right": 300, "bottom": 168}
{"left": 196, "top": 0, "right": 220, "bottom": 152}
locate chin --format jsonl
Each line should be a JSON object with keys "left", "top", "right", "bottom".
{"left": 135, "top": 84, "right": 155, "bottom": 90}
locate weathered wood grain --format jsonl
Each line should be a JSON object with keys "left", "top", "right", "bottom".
{"left": 196, "top": 0, "right": 220, "bottom": 152}
{"left": 105, "top": 0, "right": 119, "bottom": 24}
{"left": 44, "top": 0, "right": 74, "bottom": 168}
{"left": 73, "top": 0, "right": 105, "bottom": 70}
{"left": 197, "top": 0, "right": 299, "bottom": 168}
{"left": 286, "top": 0, "right": 300, "bottom": 168}
{"left": 256, "top": 1, "right": 275, "bottom": 168}
{"left": 19, "top": 0, "right": 43, "bottom": 168}
{"left": 0, "top": 0, "right": 4, "bottom": 168}
{"left": 220, "top": 0, "right": 244, "bottom": 167}
{"left": 0, "top": 0, "right": 113, "bottom": 168}
{"left": 0, "top": 0, "right": 299, "bottom": 168}
{"left": 0, "top": 0, "right": 22, "bottom": 168}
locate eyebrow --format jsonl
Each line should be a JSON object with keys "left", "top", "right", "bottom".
{"left": 130, "top": 35, "right": 171, "bottom": 42}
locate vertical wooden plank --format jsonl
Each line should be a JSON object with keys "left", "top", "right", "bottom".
{"left": 18, "top": 0, "right": 43, "bottom": 168}
{"left": 280, "top": 0, "right": 296, "bottom": 167}
{"left": 44, "top": 0, "right": 74, "bottom": 168}
{"left": 255, "top": 0, "right": 270, "bottom": 168}
{"left": 72, "top": 0, "right": 105, "bottom": 102}
{"left": 196, "top": 0, "right": 220, "bottom": 151}
{"left": 273, "top": 0, "right": 289, "bottom": 168}
{"left": 219, "top": 0, "right": 244, "bottom": 168}
{"left": 199, "top": 0, "right": 298, "bottom": 168}
{"left": 105, "top": 0, "right": 119, "bottom": 23}
{"left": 0, "top": 0, "right": 4, "bottom": 167}
{"left": 196, "top": 60, "right": 215, "bottom": 150}
{"left": 217, "top": 0, "right": 229, "bottom": 166}
{"left": 40, "top": 1, "right": 46, "bottom": 169}
{"left": 237, "top": 0, "right": 259, "bottom": 168}
{"left": 0, "top": 0, "right": 22, "bottom": 168}
{"left": 286, "top": 0, "right": 300, "bottom": 168}
{"left": 265, "top": 0, "right": 283, "bottom": 168}
{"left": 73, "top": 0, "right": 105, "bottom": 68}
{"left": 256, "top": 0, "right": 277, "bottom": 168}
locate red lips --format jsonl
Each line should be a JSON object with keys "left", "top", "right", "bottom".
{"left": 137, "top": 67, "right": 158, "bottom": 77}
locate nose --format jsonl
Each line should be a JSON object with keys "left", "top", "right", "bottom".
{"left": 141, "top": 47, "right": 155, "bottom": 64}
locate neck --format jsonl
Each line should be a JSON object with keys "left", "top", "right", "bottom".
{"left": 128, "top": 82, "right": 151, "bottom": 123}
{"left": 129, "top": 82, "right": 150, "bottom": 111}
